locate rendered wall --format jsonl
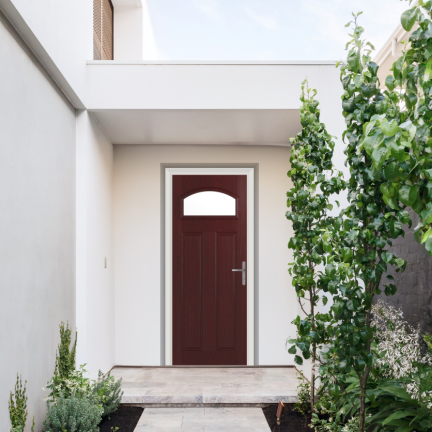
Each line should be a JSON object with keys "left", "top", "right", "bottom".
{"left": 0, "top": 11, "right": 76, "bottom": 431}
{"left": 113, "top": 145, "right": 295, "bottom": 365}
{"left": 0, "top": 0, "right": 92, "bottom": 103}
{"left": 76, "top": 111, "right": 114, "bottom": 378}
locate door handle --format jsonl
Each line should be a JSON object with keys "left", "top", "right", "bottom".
{"left": 232, "top": 261, "right": 246, "bottom": 286}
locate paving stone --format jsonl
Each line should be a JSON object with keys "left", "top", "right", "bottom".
{"left": 133, "top": 407, "right": 269, "bottom": 431}
{"left": 117, "top": 367, "right": 299, "bottom": 405}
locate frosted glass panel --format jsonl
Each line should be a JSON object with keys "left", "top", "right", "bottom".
{"left": 184, "top": 191, "right": 236, "bottom": 216}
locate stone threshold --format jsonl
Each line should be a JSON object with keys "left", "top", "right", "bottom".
{"left": 113, "top": 366, "right": 300, "bottom": 406}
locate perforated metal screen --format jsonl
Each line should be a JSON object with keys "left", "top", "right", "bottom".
{"left": 93, "top": 0, "right": 114, "bottom": 60}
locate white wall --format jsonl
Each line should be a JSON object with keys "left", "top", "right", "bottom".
{"left": 86, "top": 63, "right": 334, "bottom": 110}
{"left": 0, "top": 11, "right": 76, "bottom": 431}
{"left": 1, "top": 0, "right": 92, "bottom": 104}
{"left": 113, "top": 1, "right": 158, "bottom": 61}
{"left": 76, "top": 111, "right": 114, "bottom": 378}
{"left": 113, "top": 144, "right": 296, "bottom": 365}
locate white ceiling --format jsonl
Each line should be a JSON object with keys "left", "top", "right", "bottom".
{"left": 90, "top": 109, "right": 300, "bottom": 145}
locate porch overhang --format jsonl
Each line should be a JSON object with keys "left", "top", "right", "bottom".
{"left": 86, "top": 61, "right": 338, "bottom": 146}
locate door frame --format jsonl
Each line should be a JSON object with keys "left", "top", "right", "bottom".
{"left": 165, "top": 167, "right": 255, "bottom": 366}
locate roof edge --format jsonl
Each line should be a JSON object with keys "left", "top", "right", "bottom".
{"left": 87, "top": 60, "right": 337, "bottom": 66}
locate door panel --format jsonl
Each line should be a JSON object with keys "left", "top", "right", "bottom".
{"left": 173, "top": 175, "right": 247, "bottom": 365}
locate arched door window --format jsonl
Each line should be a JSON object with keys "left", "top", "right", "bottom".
{"left": 183, "top": 191, "right": 236, "bottom": 216}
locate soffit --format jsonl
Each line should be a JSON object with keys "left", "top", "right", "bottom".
{"left": 90, "top": 109, "right": 299, "bottom": 145}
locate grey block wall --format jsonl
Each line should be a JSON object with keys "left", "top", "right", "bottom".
{"left": 0, "top": 10, "right": 76, "bottom": 431}
{"left": 376, "top": 209, "right": 432, "bottom": 334}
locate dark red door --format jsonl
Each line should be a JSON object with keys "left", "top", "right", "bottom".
{"left": 173, "top": 175, "right": 247, "bottom": 365}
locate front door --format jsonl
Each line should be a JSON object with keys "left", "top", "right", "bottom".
{"left": 173, "top": 175, "right": 247, "bottom": 365}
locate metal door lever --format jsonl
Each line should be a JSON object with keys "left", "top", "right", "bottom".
{"left": 232, "top": 261, "right": 246, "bottom": 285}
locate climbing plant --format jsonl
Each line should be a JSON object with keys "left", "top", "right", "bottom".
{"left": 286, "top": 80, "right": 345, "bottom": 412}
{"left": 318, "top": 12, "right": 412, "bottom": 432}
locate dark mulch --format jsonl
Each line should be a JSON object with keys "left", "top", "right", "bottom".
{"left": 98, "top": 406, "right": 144, "bottom": 432}
{"left": 262, "top": 404, "right": 313, "bottom": 432}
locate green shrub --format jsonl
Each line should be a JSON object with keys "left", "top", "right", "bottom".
{"left": 9, "top": 375, "right": 34, "bottom": 432}
{"left": 91, "top": 370, "right": 123, "bottom": 418}
{"left": 47, "top": 364, "right": 92, "bottom": 401}
{"left": 294, "top": 378, "right": 311, "bottom": 416}
{"left": 48, "top": 323, "right": 77, "bottom": 400}
{"left": 43, "top": 394, "right": 102, "bottom": 432}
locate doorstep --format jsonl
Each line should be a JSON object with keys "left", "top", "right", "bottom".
{"left": 110, "top": 366, "right": 299, "bottom": 405}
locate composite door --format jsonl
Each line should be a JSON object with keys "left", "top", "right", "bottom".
{"left": 173, "top": 175, "right": 247, "bottom": 365}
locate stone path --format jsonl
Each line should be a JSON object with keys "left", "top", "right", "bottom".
{"left": 134, "top": 407, "right": 270, "bottom": 431}
{"left": 112, "top": 366, "right": 299, "bottom": 404}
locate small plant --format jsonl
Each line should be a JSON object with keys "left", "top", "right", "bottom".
{"left": 91, "top": 370, "right": 123, "bottom": 418}
{"left": 47, "top": 322, "right": 78, "bottom": 400}
{"left": 9, "top": 374, "right": 34, "bottom": 432}
{"left": 310, "top": 392, "right": 344, "bottom": 432}
{"left": 372, "top": 300, "right": 432, "bottom": 399}
{"left": 294, "top": 378, "right": 311, "bottom": 416}
{"left": 47, "top": 364, "right": 92, "bottom": 401}
{"left": 43, "top": 393, "right": 102, "bottom": 432}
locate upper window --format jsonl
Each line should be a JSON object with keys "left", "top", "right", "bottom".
{"left": 93, "top": 0, "right": 114, "bottom": 60}
{"left": 184, "top": 192, "right": 236, "bottom": 216}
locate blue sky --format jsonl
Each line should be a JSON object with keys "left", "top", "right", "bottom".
{"left": 147, "top": 0, "right": 409, "bottom": 60}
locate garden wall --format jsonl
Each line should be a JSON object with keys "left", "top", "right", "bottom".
{"left": 0, "top": 10, "right": 76, "bottom": 431}
{"left": 377, "top": 209, "right": 432, "bottom": 334}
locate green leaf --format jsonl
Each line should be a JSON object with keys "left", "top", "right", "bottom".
{"left": 349, "top": 333, "right": 360, "bottom": 346}
{"left": 364, "top": 132, "right": 385, "bottom": 155}
{"left": 384, "top": 161, "right": 402, "bottom": 182}
{"left": 382, "top": 251, "right": 394, "bottom": 263}
{"left": 425, "top": 237, "right": 432, "bottom": 253}
{"left": 401, "top": 7, "right": 418, "bottom": 31}
{"left": 288, "top": 345, "right": 297, "bottom": 355}
{"left": 372, "top": 146, "right": 389, "bottom": 170}
{"left": 381, "top": 119, "right": 399, "bottom": 137}
{"left": 347, "top": 299, "right": 358, "bottom": 311}
{"left": 421, "top": 228, "right": 432, "bottom": 243}
{"left": 385, "top": 75, "right": 396, "bottom": 91}
{"left": 383, "top": 411, "right": 418, "bottom": 426}
{"left": 425, "top": 58, "right": 432, "bottom": 82}
{"left": 325, "top": 264, "right": 336, "bottom": 279}
{"left": 341, "top": 247, "right": 353, "bottom": 263}
{"left": 399, "top": 185, "right": 419, "bottom": 206}
{"left": 398, "top": 210, "right": 411, "bottom": 225}
{"left": 322, "top": 296, "right": 328, "bottom": 306}
{"left": 347, "top": 49, "right": 361, "bottom": 73}
{"left": 294, "top": 355, "right": 303, "bottom": 365}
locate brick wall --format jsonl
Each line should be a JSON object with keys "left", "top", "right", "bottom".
{"left": 376, "top": 209, "right": 432, "bottom": 333}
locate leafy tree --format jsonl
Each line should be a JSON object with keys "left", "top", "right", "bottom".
{"left": 286, "top": 80, "right": 345, "bottom": 411}
{"left": 376, "top": 0, "right": 432, "bottom": 255}
{"left": 9, "top": 375, "right": 35, "bottom": 432}
{"left": 320, "top": 12, "right": 410, "bottom": 432}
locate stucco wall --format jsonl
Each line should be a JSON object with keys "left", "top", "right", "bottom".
{"left": 76, "top": 111, "right": 114, "bottom": 378}
{"left": 0, "top": 11, "right": 76, "bottom": 431}
{"left": 113, "top": 144, "right": 296, "bottom": 366}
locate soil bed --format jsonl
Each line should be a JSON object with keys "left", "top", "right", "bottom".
{"left": 98, "top": 405, "right": 144, "bottom": 432}
{"left": 262, "top": 404, "right": 313, "bottom": 432}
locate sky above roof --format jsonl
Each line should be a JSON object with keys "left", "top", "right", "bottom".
{"left": 147, "top": 0, "right": 409, "bottom": 61}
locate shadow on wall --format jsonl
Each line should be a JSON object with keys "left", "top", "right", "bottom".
{"left": 377, "top": 209, "right": 432, "bottom": 334}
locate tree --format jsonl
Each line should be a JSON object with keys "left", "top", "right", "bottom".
{"left": 287, "top": 80, "right": 345, "bottom": 411}
{"left": 324, "top": 13, "right": 410, "bottom": 432}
